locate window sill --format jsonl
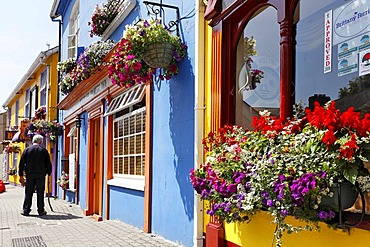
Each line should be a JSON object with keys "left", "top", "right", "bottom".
{"left": 107, "top": 176, "right": 144, "bottom": 191}
{"left": 102, "top": 0, "right": 137, "bottom": 41}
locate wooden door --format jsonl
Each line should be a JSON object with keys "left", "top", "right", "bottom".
{"left": 86, "top": 116, "right": 103, "bottom": 221}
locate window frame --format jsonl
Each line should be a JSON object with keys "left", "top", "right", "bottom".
{"left": 68, "top": 0, "right": 80, "bottom": 59}
{"left": 15, "top": 100, "right": 19, "bottom": 127}
{"left": 40, "top": 69, "right": 48, "bottom": 107}
{"left": 29, "top": 86, "right": 38, "bottom": 119}
{"left": 107, "top": 86, "right": 146, "bottom": 191}
{"left": 24, "top": 88, "right": 30, "bottom": 119}
{"left": 101, "top": 0, "right": 137, "bottom": 41}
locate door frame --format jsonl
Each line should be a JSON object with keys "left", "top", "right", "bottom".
{"left": 84, "top": 106, "right": 104, "bottom": 221}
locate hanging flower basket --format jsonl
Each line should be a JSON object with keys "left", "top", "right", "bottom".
{"left": 143, "top": 42, "right": 174, "bottom": 69}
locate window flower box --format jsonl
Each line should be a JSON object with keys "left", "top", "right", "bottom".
{"left": 191, "top": 101, "right": 370, "bottom": 246}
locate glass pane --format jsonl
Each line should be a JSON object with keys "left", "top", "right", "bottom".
{"left": 136, "top": 134, "right": 143, "bottom": 153}
{"left": 114, "top": 121, "right": 118, "bottom": 138}
{"left": 129, "top": 115, "right": 135, "bottom": 135}
{"left": 124, "top": 138, "right": 128, "bottom": 155}
{"left": 129, "top": 157, "right": 135, "bottom": 175}
{"left": 142, "top": 156, "right": 145, "bottom": 176}
{"left": 114, "top": 157, "right": 118, "bottom": 174}
{"left": 235, "top": 6, "right": 280, "bottom": 128}
{"left": 136, "top": 157, "right": 142, "bottom": 176}
{"left": 136, "top": 112, "right": 142, "bottom": 132}
{"left": 113, "top": 139, "right": 118, "bottom": 156}
{"left": 123, "top": 157, "right": 128, "bottom": 174}
{"left": 129, "top": 136, "right": 135, "bottom": 154}
{"left": 296, "top": 0, "right": 370, "bottom": 114}
{"left": 118, "top": 157, "right": 123, "bottom": 174}
{"left": 123, "top": 118, "right": 129, "bottom": 136}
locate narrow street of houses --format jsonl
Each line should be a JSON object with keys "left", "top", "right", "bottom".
{"left": 0, "top": 184, "right": 182, "bottom": 247}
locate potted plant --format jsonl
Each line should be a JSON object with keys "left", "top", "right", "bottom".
{"left": 8, "top": 167, "right": 17, "bottom": 176}
{"left": 26, "top": 120, "right": 63, "bottom": 142}
{"left": 108, "top": 19, "right": 187, "bottom": 87}
{"left": 88, "top": 0, "right": 121, "bottom": 38}
{"left": 191, "top": 101, "right": 370, "bottom": 247}
{"left": 57, "top": 171, "right": 69, "bottom": 190}
{"left": 33, "top": 106, "right": 47, "bottom": 121}
{"left": 239, "top": 36, "right": 264, "bottom": 91}
{"left": 4, "top": 144, "right": 21, "bottom": 154}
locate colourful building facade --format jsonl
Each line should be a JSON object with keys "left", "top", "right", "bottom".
{"left": 2, "top": 46, "right": 60, "bottom": 195}
{"left": 50, "top": 1, "right": 201, "bottom": 246}
{"left": 202, "top": 0, "right": 370, "bottom": 246}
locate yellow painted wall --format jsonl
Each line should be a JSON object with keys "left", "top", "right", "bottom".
{"left": 6, "top": 50, "right": 59, "bottom": 188}
{"left": 203, "top": 20, "right": 213, "bottom": 233}
{"left": 223, "top": 211, "right": 370, "bottom": 247}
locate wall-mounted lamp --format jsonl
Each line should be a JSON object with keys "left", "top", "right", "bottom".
{"left": 75, "top": 116, "right": 85, "bottom": 128}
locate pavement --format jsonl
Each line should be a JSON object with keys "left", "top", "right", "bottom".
{"left": 0, "top": 184, "right": 182, "bottom": 247}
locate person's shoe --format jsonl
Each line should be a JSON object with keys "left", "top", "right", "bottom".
{"left": 21, "top": 211, "right": 29, "bottom": 216}
{"left": 38, "top": 211, "right": 47, "bottom": 216}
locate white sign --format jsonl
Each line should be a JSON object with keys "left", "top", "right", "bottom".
{"left": 333, "top": 0, "right": 370, "bottom": 45}
{"left": 324, "top": 10, "right": 333, "bottom": 73}
{"left": 359, "top": 48, "right": 370, "bottom": 75}
{"left": 69, "top": 153, "right": 76, "bottom": 191}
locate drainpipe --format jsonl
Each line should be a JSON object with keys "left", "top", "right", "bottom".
{"left": 194, "top": 1, "right": 205, "bottom": 246}
{"left": 51, "top": 16, "right": 62, "bottom": 197}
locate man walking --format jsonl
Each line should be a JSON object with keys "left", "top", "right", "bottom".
{"left": 18, "top": 134, "right": 52, "bottom": 216}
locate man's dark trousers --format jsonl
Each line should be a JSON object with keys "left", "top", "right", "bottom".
{"left": 23, "top": 176, "right": 45, "bottom": 214}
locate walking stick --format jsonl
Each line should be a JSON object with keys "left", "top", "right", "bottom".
{"left": 47, "top": 175, "right": 54, "bottom": 212}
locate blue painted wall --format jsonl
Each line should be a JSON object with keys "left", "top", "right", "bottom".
{"left": 56, "top": 1, "right": 196, "bottom": 246}
{"left": 109, "top": 186, "right": 144, "bottom": 228}
{"left": 149, "top": 1, "right": 196, "bottom": 245}
{"left": 78, "top": 111, "right": 88, "bottom": 209}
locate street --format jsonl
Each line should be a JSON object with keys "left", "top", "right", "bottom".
{"left": 0, "top": 184, "right": 182, "bottom": 247}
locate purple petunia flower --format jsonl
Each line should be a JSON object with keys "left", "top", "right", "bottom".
{"left": 280, "top": 209, "right": 288, "bottom": 217}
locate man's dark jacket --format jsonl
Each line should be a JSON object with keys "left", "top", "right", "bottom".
{"left": 18, "top": 144, "right": 52, "bottom": 178}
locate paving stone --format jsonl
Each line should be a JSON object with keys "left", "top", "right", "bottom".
{"left": 0, "top": 185, "right": 182, "bottom": 247}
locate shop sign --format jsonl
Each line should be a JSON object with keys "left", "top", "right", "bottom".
{"left": 324, "top": 10, "right": 332, "bottom": 74}
{"left": 333, "top": 0, "right": 370, "bottom": 45}
{"left": 5, "top": 131, "right": 18, "bottom": 140}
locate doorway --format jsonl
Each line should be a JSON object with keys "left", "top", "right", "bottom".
{"left": 86, "top": 116, "right": 103, "bottom": 221}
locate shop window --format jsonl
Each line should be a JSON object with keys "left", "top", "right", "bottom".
{"left": 296, "top": 0, "right": 370, "bottom": 114}
{"left": 296, "top": 0, "right": 370, "bottom": 224}
{"left": 68, "top": 0, "right": 80, "bottom": 59}
{"left": 235, "top": 6, "right": 280, "bottom": 127}
{"left": 106, "top": 84, "right": 146, "bottom": 191}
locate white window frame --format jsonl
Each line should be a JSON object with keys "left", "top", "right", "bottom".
{"left": 24, "top": 88, "right": 30, "bottom": 119}
{"left": 15, "top": 100, "right": 19, "bottom": 127}
{"left": 40, "top": 70, "right": 48, "bottom": 107}
{"left": 107, "top": 85, "right": 146, "bottom": 191}
{"left": 101, "top": 0, "right": 137, "bottom": 41}
{"left": 30, "top": 86, "right": 38, "bottom": 119}
{"left": 68, "top": 0, "right": 80, "bottom": 59}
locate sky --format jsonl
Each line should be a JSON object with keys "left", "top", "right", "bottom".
{"left": 0, "top": 1, "right": 59, "bottom": 110}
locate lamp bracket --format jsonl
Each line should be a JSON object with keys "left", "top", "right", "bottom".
{"left": 143, "top": 1, "right": 180, "bottom": 37}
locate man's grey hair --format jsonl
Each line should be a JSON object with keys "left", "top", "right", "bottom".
{"left": 32, "top": 134, "right": 44, "bottom": 144}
